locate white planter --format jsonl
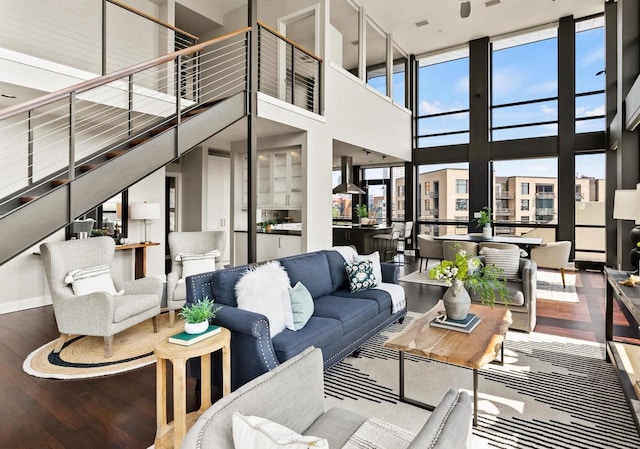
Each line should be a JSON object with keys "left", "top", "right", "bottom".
{"left": 482, "top": 223, "right": 493, "bottom": 239}
{"left": 184, "top": 320, "right": 209, "bottom": 334}
{"left": 360, "top": 217, "right": 370, "bottom": 225}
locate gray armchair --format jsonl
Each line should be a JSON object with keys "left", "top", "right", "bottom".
{"left": 416, "top": 234, "right": 443, "bottom": 271}
{"left": 167, "top": 231, "right": 226, "bottom": 327}
{"left": 40, "top": 236, "right": 162, "bottom": 357}
{"left": 471, "top": 256, "right": 537, "bottom": 333}
{"left": 182, "top": 347, "right": 472, "bottom": 449}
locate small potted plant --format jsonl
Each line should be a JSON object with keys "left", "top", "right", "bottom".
{"left": 259, "top": 219, "right": 277, "bottom": 232}
{"left": 474, "top": 206, "right": 493, "bottom": 239}
{"left": 179, "top": 297, "right": 221, "bottom": 334}
{"left": 356, "top": 204, "right": 369, "bottom": 225}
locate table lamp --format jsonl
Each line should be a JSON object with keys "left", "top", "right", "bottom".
{"left": 613, "top": 187, "right": 640, "bottom": 272}
{"left": 130, "top": 202, "right": 160, "bottom": 244}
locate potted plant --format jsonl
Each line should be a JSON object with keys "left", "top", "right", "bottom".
{"left": 429, "top": 246, "right": 509, "bottom": 319}
{"left": 259, "top": 219, "right": 277, "bottom": 232}
{"left": 474, "top": 206, "right": 493, "bottom": 239}
{"left": 179, "top": 297, "right": 221, "bottom": 334}
{"left": 356, "top": 204, "right": 369, "bottom": 225}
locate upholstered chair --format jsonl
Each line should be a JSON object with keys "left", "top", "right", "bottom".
{"left": 416, "top": 234, "right": 443, "bottom": 272}
{"left": 167, "top": 231, "right": 226, "bottom": 327}
{"left": 40, "top": 237, "right": 162, "bottom": 358}
{"left": 530, "top": 241, "right": 572, "bottom": 288}
{"left": 443, "top": 241, "right": 478, "bottom": 261}
{"left": 372, "top": 222, "right": 404, "bottom": 262}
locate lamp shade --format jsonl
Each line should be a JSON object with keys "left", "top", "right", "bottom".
{"left": 613, "top": 190, "right": 638, "bottom": 221}
{"left": 130, "top": 202, "right": 160, "bottom": 220}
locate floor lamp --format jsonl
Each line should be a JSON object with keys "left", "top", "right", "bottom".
{"left": 613, "top": 188, "right": 640, "bottom": 273}
{"left": 130, "top": 202, "right": 160, "bottom": 244}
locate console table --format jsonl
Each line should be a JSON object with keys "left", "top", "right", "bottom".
{"left": 115, "top": 242, "right": 159, "bottom": 279}
{"left": 604, "top": 267, "right": 640, "bottom": 431}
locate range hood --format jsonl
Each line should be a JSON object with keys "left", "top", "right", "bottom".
{"left": 332, "top": 156, "right": 365, "bottom": 194}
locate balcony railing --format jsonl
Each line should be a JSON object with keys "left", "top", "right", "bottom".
{"left": 257, "top": 21, "right": 322, "bottom": 114}
{"left": 495, "top": 192, "right": 513, "bottom": 199}
{"left": 535, "top": 192, "right": 556, "bottom": 199}
{"left": 424, "top": 192, "right": 439, "bottom": 198}
{"left": 535, "top": 208, "right": 556, "bottom": 216}
{"left": 495, "top": 208, "right": 511, "bottom": 215}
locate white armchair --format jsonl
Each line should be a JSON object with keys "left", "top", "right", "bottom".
{"left": 530, "top": 241, "right": 572, "bottom": 288}
{"left": 167, "top": 231, "right": 226, "bottom": 327}
{"left": 40, "top": 236, "right": 162, "bottom": 358}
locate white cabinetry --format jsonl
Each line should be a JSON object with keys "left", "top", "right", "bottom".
{"left": 243, "top": 149, "right": 302, "bottom": 210}
{"left": 256, "top": 234, "right": 301, "bottom": 262}
{"left": 207, "top": 155, "right": 230, "bottom": 264}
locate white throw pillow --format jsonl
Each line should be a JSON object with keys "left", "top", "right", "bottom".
{"left": 235, "top": 261, "right": 292, "bottom": 337}
{"left": 176, "top": 249, "right": 221, "bottom": 279}
{"left": 479, "top": 247, "right": 520, "bottom": 280}
{"left": 64, "top": 265, "right": 123, "bottom": 296}
{"left": 232, "top": 412, "right": 328, "bottom": 449}
{"left": 354, "top": 251, "right": 383, "bottom": 285}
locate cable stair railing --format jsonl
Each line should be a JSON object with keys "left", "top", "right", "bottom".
{"left": 0, "top": 26, "right": 251, "bottom": 265}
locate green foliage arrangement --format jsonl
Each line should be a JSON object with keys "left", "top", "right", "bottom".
{"left": 259, "top": 219, "right": 277, "bottom": 230}
{"left": 429, "top": 245, "right": 510, "bottom": 307}
{"left": 355, "top": 204, "right": 368, "bottom": 218}
{"left": 179, "top": 297, "right": 221, "bottom": 324}
{"left": 474, "top": 206, "right": 493, "bottom": 227}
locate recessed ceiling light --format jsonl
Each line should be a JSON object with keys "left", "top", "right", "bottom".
{"left": 415, "top": 19, "right": 429, "bottom": 27}
{"left": 485, "top": 0, "right": 500, "bottom": 6}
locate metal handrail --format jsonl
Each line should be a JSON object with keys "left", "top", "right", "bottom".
{"left": 107, "top": 0, "right": 198, "bottom": 41}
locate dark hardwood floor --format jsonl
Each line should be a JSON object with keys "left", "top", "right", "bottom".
{"left": 0, "top": 257, "right": 635, "bottom": 448}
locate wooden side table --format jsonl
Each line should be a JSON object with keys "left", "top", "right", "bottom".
{"left": 154, "top": 327, "right": 231, "bottom": 449}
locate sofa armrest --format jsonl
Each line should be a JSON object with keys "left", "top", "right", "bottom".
{"left": 407, "top": 389, "right": 472, "bottom": 449}
{"left": 381, "top": 262, "right": 399, "bottom": 284}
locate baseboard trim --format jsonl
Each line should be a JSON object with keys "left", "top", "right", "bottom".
{"left": 0, "top": 295, "right": 52, "bottom": 315}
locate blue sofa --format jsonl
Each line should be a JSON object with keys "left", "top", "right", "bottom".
{"left": 186, "top": 250, "right": 406, "bottom": 390}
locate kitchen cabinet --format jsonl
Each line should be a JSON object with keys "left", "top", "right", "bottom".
{"left": 207, "top": 155, "right": 230, "bottom": 264}
{"left": 257, "top": 233, "right": 301, "bottom": 262}
{"left": 332, "top": 226, "right": 391, "bottom": 255}
{"left": 243, "top": 149, "right": 302, "bottom": 210}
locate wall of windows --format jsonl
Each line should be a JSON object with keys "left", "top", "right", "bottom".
{"left": 416, "top": 49, "right": 470, "bottom": 147}
{"left": 575, "top": 17, "right": 605, "bottom": 133}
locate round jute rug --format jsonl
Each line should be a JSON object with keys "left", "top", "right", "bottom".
{"left": 23, "top": 313, "right": 182, "bottom": 380}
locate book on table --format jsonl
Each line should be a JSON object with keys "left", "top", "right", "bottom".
{"left": 430, "top": 313, "right": 481, "bottom": 333}
{"left": 168, "top": 325, "right": 221, "bottom": 346}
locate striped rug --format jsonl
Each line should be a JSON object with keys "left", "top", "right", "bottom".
{"left": 324, "top": 315, "right": 640, "bottom": 449}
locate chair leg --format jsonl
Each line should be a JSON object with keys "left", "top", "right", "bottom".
{"left": 152, "top": 315, "right": 160, "bottom": 333}
{"left": 169, "top": 310, "right": 176, "bottom": 327}
{"left": 104, "top": 335, "right": 114, "bottom": 358}
{"left": 53, "top": 333, "right": 69, "bottom": 353}
{"left": 560, "top": 267, "right": 566, "bottom": 289}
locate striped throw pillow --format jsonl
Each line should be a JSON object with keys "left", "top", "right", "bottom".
{"left": 480, "top": 247, "right": 520, "bottom": 280}
{"left": 65, "top": 265, "right": 122, "bottom": 296}
{"left": 176, "top": 249, "right": 221, "bottom": 279}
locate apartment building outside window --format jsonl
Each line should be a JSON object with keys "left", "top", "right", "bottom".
{"left": 456, "top": 199, "right": 468, "bottom": 211}
{"left": 455, "top": 179, "right": 468, "bottom": 194}
{"left": 521, "top": 183, "right": 529, "bottom": 195}
{"left": 521, "top": 199, "right": 529, "bottom": 211}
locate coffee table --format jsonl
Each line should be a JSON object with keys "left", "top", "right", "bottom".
{"left": 384, "top": 301, "right": 512, "bottom": 426}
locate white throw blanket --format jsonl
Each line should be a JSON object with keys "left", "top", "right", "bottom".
{"left": 331, "top": 246, "right": 406, "bottom": 313}
{"left": 341, "top": 418, "right": 414, "bottom": 449}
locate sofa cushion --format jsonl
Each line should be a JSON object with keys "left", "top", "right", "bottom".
{"left": 325, "top": 250, "right": 351, "bottom": 292}
{"left": 479, "top": 247, "right": 520, "bottom": 280}
{"left": 312, "top": 295, "right": 378, "bottom": 334}
{"left": 304, "top": 407, "right": 367, "bottom": 449}
{"left": 207, "top": 264, "right": 251, "bottom": 306}
{"left": 65, "top": 265, "right": 122, "bottom": 296}
{"left": 272, "top": 317, "right": 342, "bottom": 362}
{"left": 330, "top": 288, "right": 392, "bottom": 314}
{"left": 279, "top": 252, "right": 334, "bottom": 299}
{"left": 113, "top": 294, "right": 158, "bottom": 323}
{"left": 232, "top": 412, "right": 328, "bottom": 449}
{"left": 354, "top": 252, "right": 382, "bottom": 285}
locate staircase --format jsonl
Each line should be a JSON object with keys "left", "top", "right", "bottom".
{"left": 0, "top": 27, "right": 251, "bottom": 265}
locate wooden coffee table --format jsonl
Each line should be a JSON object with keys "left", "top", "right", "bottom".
{"left": 384, "top": 301, "right": 512, "bottom": 426}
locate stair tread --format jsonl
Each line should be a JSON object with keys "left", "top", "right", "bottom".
{"left": 51, "top": 179, "right": 69, "bottom": 186}
{"left": 129, "top": 137, "right": 150, "bottom": 147}
{"left": 106, "top": 150, "right": 127, "bottom": 158}
{"left": 20, "top": 196, "right": 37, "bottom": 203}
{"left": 80, "top": 163, "right": 103, "bottom": 171}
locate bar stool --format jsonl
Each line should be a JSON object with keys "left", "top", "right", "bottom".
{"left": 372, "top": 223, "right": 403, "bottom": 262}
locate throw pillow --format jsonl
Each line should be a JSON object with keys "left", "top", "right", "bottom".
{"left": 345, "top": 259, "right": 378, "bottom": 292}
{"left": 479, "top": 247, "right": 520, "bottom": 280}
{"left": 232, "top": 412, "right": 328, "bottom": 449}
{"left": 288, "top": 282, "right": 314, "bottom": 331}
{"left": 64, "top": 265, "right": 123, "bottom": 296}
{"left": 176, "top": 249, "right": 221, "bottom": 279}
{"left": 354, "top": 251, "right": 382, "bottom": 285}
{"left": 235, "top": 261, "right": 292, "bottom": 337}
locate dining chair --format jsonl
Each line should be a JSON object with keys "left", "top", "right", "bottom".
{"left": 416, "top": 234, "right": 443, "bottom": 272}
{"left": 443, "top": 241, "right": 478, "bottom": 261}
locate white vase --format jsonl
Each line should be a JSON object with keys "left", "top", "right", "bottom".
{"left": 443, "top": 280, "right": 471, "bottom": 320}
{"left": 184, "top": 320, "right": 209, "bottom": 334}
{"left": 482, "top": 223, "right": 492, "bottom": 239}
{"left": 360, "top": 217, "right": 369, "bottom": 225}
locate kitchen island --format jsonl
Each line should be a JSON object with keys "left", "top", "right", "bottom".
{"left": 333, "top": 224, "right": 392, "bottom": 255}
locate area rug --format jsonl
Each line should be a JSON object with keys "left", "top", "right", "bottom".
{"left": 23, "top": 313, "right": 179, "bottom": 379}
{"left": 399, "top": 269, "right": 448, "bottom": 287}
{"left": 324, "top": 314, "right": 640, "bottom": 449}
{"left": 536, "top": 269, "right": 579, "bottom": 303}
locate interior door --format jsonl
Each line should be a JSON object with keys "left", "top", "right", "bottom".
{"left": 207, "top": 155, "right": 231, "bottom": 265}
